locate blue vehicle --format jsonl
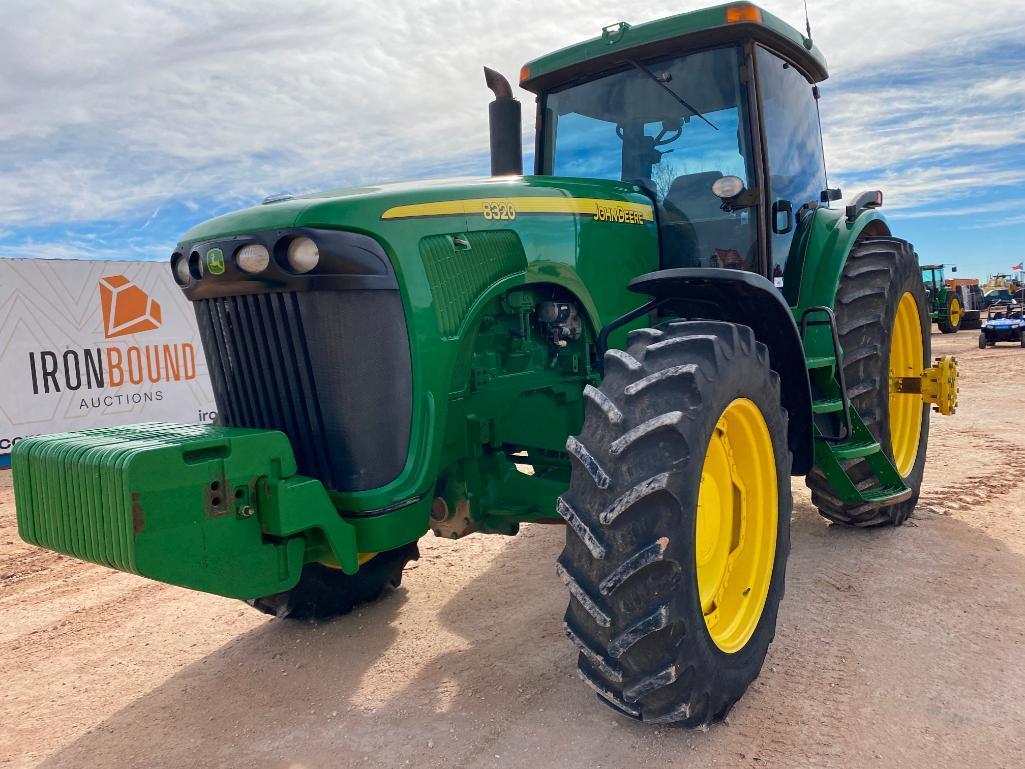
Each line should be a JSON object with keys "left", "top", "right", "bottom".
{"left": 979, "top": 303, "right": 1025, "bottom": 348}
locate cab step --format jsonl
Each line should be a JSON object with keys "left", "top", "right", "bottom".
{"left": 805, "top": 355, "right": 837, "bottom": 370}
{"left": 811, "top": 397, "right": 844, "bottom": 414}
{"left": 800, "top": 304, "right": 911, "bottom": 509}
{"left": 859, "top": 485, "right": 914, "bottom": 505}
{"left": 831, "top": 440, "right": 881, "bottom": 460}
{"left": 811, "top": 417, "right": 909, "bottom": 507}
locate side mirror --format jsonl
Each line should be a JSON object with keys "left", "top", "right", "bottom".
{"left": 951, "top": 266, "right": 958, "bottom": 273}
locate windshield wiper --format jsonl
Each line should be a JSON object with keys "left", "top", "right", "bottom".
{"left": 627, "top": 59, "right": 718, "bottom": 131}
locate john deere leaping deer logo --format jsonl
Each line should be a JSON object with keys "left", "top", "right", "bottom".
{"left": 98, "top": 275, "right": 163, "bottom": 339}
{"left": 206, "top": 248, "right": 225, "bottom": 275}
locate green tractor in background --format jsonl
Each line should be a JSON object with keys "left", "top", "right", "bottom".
{"left": 13, "top": 3, "right": 959, "bottom": 726}
{"left": 921, "top": 263, "right": 975, "bottom": 333}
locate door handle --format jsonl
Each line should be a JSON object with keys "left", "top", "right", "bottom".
{"left": 772, "top": 199, "right": 794, "bottom": 235}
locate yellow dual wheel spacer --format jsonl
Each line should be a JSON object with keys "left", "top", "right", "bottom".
{"left": 921, "top": 356, "right": 959, "bottom": 416}
{"left": 695, "top": 398, "right": 778, "bottom": 654}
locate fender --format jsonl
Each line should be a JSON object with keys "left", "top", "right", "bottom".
{"left": 610, "top": 268, "right": 814, "bottom": 475}
{"left": 781, "top": 206, "right": 893, "bottom": 368}
{"left": 787, "top": 207, "right": 892, "bottom": 311}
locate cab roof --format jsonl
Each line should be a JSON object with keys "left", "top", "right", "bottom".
{"left": 519, "top": 3, "right": 828, "bottom": 93}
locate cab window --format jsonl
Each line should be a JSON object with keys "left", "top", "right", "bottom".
{"left": 543, "top": 46, "right": 759, "bottom": 272}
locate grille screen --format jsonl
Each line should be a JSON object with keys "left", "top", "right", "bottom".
{"left": 420, "top": 230, "right": 527, "bottom": 336}
{"left": 194, "top": 290, "right": 411, "bottom": 491}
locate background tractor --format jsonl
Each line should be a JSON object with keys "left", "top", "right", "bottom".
{"left": 13, "top": 3, "right": 959, "bottom": 727}
{"left": 921, "top": 264, "right": 977, "bottom": 333}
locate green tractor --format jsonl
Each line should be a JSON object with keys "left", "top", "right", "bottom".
{"left": 921, "top": 263, "right": 971, "bottom": 333}
{"left": 13, "top": 3, "right": 959, "bottom": 726}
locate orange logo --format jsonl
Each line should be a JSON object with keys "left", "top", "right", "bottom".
{"left": 98, "top": 275, "right": 162, "bottom": 339}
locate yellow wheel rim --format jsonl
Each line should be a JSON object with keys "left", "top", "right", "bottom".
{"left": 888, "top": 292, "right": 924, "bottom": 476}
{"left": 695, "top": 398, "right": 777, "bottom": 654}
{"left": 949, "top": 296, "right": 962, "bottom": 326}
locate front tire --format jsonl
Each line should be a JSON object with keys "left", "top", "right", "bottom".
{"left": 557, "top": 321, "right": 791, "bottom": 725}
{"left": 248, "top": 543, "right": 420, "bottom": 620}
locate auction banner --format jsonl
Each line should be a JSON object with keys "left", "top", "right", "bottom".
{"left": 0, "top": 258, "right": 216, "bottom": 465}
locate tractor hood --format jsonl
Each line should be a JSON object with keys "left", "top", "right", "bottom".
{"left": 177, "top": 175, "right": 654, "bottom": 249}
{"left": 170, "top": 171, "right": 660, "bottom": 513}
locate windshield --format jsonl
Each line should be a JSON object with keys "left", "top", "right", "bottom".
{"left": 541, "top": 45, "right": 757, "bottom": 271}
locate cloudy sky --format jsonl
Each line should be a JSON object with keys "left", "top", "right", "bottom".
{"left": 1, "top": 0, "right": 1024, "bottom": 278}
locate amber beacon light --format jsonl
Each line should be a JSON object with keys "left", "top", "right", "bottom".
{"left": 726, "top": 5, "right": 763, "bottom": 23}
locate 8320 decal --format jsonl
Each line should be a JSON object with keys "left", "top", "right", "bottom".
{"left": 481, "top": 200, "right": 517, "bottom": 221}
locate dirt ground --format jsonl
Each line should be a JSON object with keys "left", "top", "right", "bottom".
{"left": 2, "top": 330, "right": 1024, "bottom": 769}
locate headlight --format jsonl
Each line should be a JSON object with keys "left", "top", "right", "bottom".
{"left": 287, "top": 236, "right": 320, "bottom": 273}
{"left": 236, "top": 243, "right": 270, "bottom": 274}
{"left": 172, "top": 253, "right": 191, "bottom": 286}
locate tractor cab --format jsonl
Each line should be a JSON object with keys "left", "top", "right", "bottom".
{"left": 922, "top": 262, "right": 951, "bottom": 306}
{"left": 921, "top": 264, "right": 950, "bottom": 293}
{"left": 521, "top": 4, "right": 830, "bottom": 286}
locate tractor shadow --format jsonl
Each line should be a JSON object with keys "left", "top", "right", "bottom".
{"left": 39, "top": 494, "right": 1025, "bottom": 769}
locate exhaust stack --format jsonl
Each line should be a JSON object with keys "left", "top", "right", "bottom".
{"left": 484, "top": 67, "right": 522, "bottom": 176}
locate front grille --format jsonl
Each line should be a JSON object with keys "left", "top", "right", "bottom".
{"left": 197, "top": 292, "right": 334, "bottom": 485}
{"left": 194, "top": 290, "right": 412, "bottom": 492}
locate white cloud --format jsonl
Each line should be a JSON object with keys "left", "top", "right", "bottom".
{"left": 893, "top": 197, "right": 1025, "bottom": 219}
{"left": 0, "top": 0, "right": 1023, "bottom": 239}
{"left": 966, "top": 213, "right": 1025, "bottom": 229}
{"left": 0, "top": 236, "right": 166, "bottom": 261}
{"left": 833, "top": 164, "right": 1025, "bottom": 212}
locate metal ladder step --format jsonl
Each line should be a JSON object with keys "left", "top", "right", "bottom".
{"left": 860, "top": 485, "right": 914, "bottom": 505}
{"left": 805, "top": 355, "right": 837, "bottom": 369}
{"left": 831, "top": 440, "right": 882, "bottom": 460}
{"left": 812, "top": 397, "right": 844, "bottom": 414}
{"left": 802, "top": 303, "right": 910, "bottom": 508}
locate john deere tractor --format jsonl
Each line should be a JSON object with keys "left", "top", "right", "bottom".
{"left": 921, "top": 263, "right": 970, "bottom": 333}
{"left": 13, "top": 3, "right": 959, "bottom": 726}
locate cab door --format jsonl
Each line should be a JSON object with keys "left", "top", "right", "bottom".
{"left": 754, "top": 46, "right": 828, "bottom": 289}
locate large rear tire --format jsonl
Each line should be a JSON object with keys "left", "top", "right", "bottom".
{"left": 248, "top": 543, "right": 420, "bottom": 620}
{"left": 806, "top": 237, "right": 930, "bottom": 527}
{"left": 557, "top": 321, "right": 791, "bottom": 725}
